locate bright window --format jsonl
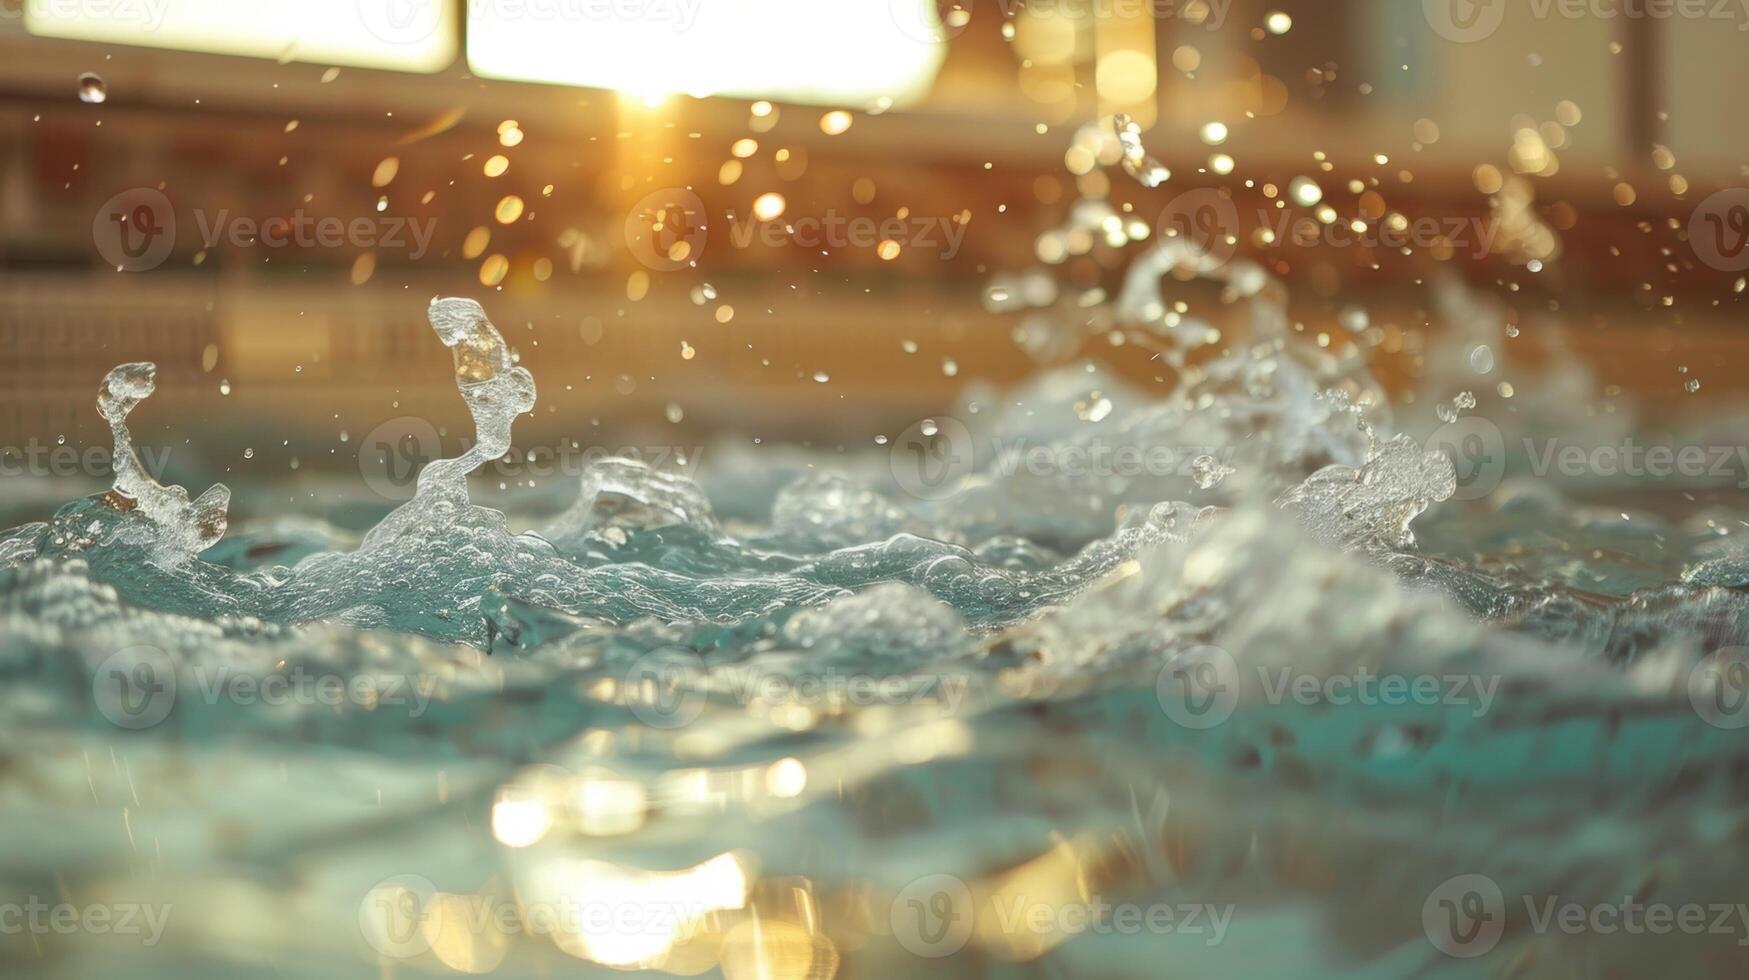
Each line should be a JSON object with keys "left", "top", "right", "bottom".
{"left": 25, "top": 0, "right": 458, "bottom": 73}
{"left": 467, "top": 0, "right": 947, "bottom": 107}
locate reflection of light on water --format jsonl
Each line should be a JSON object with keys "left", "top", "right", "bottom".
{"left": 721, "top": 918, "right": 840, "bottom": 980}
{"left": 493, "top": 766, "right": 650, "bottom": 844}
{"left": 491, "top": 792, "right": 553, "bottom": 848}
{"left": 427, "top": 892, "right": 509, "bottom": 974}
{"left": 766, "top": 758, "right": 808, "bottom": 799}
{"left": 573, "top": 771, "right": 650, "bottom": 836}
{"left": 534, "top": 853, "right": 750, "bottom": 970}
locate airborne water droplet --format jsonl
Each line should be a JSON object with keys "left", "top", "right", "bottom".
{"left": 1192, "top": 455, "right": 1234, "bottom": 490}
{"left": 1469, "top": 345, "right": 1495, "bottom": 374}
{"left": 78, "top": 73, "right": 107, "bottom": 104}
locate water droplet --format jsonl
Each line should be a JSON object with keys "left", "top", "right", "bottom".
{"left": 665, "top": 402, "right": 684, "bottom": 423}
{"left": 942, "top": 358, "right": 959, "bottom": 377}
{"left": 243, "top": 448, "right": 255, "bottom": 460}
{"left": 1289, "top": 177, "right": 1323, "bottom": 207}
{"left": 1686, "top": 378, "right": 1701, "bottom": 393}
{"left": 1469, "top": 345, "right": 1495, "bottom": 374}
{"left": 753, "top": 193, "right": 786, "bottom": 222}
{"left": 1192, "top": 455, "right": 1234, "bottom": 490}
{"left": 813, "top": 371, "right": 830, "bottom": 383}
{"left": 78, "top": 73, "right": 107, "bottom": 104}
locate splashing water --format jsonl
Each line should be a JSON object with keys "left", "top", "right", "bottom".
{"left": 5, "top": 126, "right": 1749, "bottom": 980}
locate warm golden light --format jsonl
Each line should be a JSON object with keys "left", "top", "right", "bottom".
{"left": 25, "top": 0, "right": 456, "bottom": 71}
{"left": 468, "top": 0, "right": 944, "bottom": 106}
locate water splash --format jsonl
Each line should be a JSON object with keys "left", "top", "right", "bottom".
{"left": 55, "top": 362, "right": 232, "bottom": 562}
{"left": 3, "top": 114, "right": 1748, "bottom": 980}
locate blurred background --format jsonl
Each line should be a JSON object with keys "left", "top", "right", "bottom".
{"left": 1, "top": 0, "right": 1746, "bottom": 521}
